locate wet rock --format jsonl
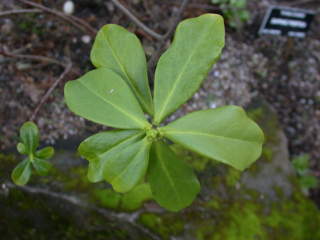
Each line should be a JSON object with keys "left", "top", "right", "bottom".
{"left": 0, "top": 102, "right": 319, "bottom": 239}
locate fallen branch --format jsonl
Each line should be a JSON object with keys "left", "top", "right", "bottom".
{"left": 164, "top": 0, "right": 190, "bottom": 40}
{"left": 0, "top": 49, "right": 64, "bottom": 67}
{"left": 0, "top": 48, "right": 79, "bottom": 74}
{"left": 287, "top": 0, "right": 317, "bottom": 6}
{"left": 109, "top": 0, "right": 164, "bottom": 40}
{"left": 160, "top": 1, "right": 220, "bottom": 11}
{"left": 30, "top": 61, "right": 72, "bottom": 121}
{"left": 0, "top": 8, "right": 41, "bottom": 18}
{"left": 17, "top": 0, "right": 97, "bottom": 36}
{"left": 2, "top": 181, "right": 161, "bottom": 240}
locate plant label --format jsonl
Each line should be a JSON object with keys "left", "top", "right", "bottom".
{"left": 259, "top": 6, "right": 315, "bottom": 38}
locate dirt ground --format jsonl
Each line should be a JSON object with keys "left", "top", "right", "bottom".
{"left": 1, "top": 0, "right": 320, "bottom": 202}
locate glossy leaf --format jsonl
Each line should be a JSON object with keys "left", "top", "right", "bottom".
{"left": 11, "top": 159, "right": 32, "bottom": 185}
{"left": 148, "top": 141, "right": 200, "bottom": 211}
{"left": 161, "top": 106, "right": 264, "bottom": 170}
{"left": 33, "top": 158, "right": 52, "bottom": 176}
{"left": 91, "top": 24, "right": 153, "bottom": 115}
{"left": 35, "top": 146, "right": 54, "bottom": 160}
{"left": 153, "top": 14, "right": 225, "bottom": 124}
{"left": 19, "top": 121, "right": 39, "bottom": 154}
{"left": 104, "top": 138, "right": 151, "bottom": 193}
{"left": 78, "top": 130, "right": 143, "bottom": 183}
{"left": 64, "top": 68, "right": 150, "bottom": 129}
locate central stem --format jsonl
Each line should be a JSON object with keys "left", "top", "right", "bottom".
{"left": 146, "top": 126, "right": 162, "bottom": 142}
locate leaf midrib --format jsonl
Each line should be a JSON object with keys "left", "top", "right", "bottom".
{"left": 111, "top": 140, "right": 149, "bottom": 185}
{"left": 90, "top": 132, "right": 143, "bottom": 164}
{"left": 156, "top": 144, "right": 182, "bottom": 205}
{"left": 102, "top": 30, "right": 151, "bottom": 112}
{"left": 79, "top": 80, "right": 147, "bottom": 128}
{"left": 164, "top": 130, "right": 260, "bottom": 144}
{"left": 155, "top": 27, "right": 209, "bottom": 123}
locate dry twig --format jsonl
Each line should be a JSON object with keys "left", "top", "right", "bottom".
{"left": 287, "top": 0, "right": 317, "bottom": 6}
{"left": 0, "top": 47, "right": 79, "bottom": 74}
{"left": 30, "top": 61, "right": 72, "bottom": 121}
{"left": 17, "top": 0, "right": 97, "bottom": 36}
{"left": 0, "top": 49, "right": 65, "bottom": 67}
{"left": 148, "top": 0, "right": 190, "bottom": 74}
{"left": 0, "top": 8, "right": 41, "bottom": 18}
{"left": 109, "top": 0, "right": 164, "bottom": 40}
{"left": 0, "top": 48, "right": 74, "bottom": 121}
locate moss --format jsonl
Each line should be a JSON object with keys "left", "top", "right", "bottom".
{"left": 261, "top": 147, "right": 273, "bottom": 162}
{"left": 225, "top": 168, "right": 241, "bottom": 187}
{"left": 265, "top": 192, "right": 320, "bottom": 240}
{"left": 138, "top": 213, "right": 184, "bottom": 239}
{"left": 0, "top": 185, "right": 140, "bottom": 239}
{"left": 171, "top": 144, "right": 210, "bottom": 172}
{"left": 92, "top": 188, "right": 122, "bottom": 209}
{"left": 62, "top": 166, "right": 91, "bottom": 191}
{"left": 92, "top": 183, "right": 152, "bottom": 212}
{"left": 213, "top": 202, "right": 266, "bottom": 240}
{"left": 247, "top": 103, "right": 279, "bottom": 144}
{"left": 195, "top": 191, "right": 320, "bottom": 240}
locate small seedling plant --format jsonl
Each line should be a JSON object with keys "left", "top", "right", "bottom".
{"left": 292, "top": 154, "right": 318, "bottom": 195}
{"left": 12, "top": 122, "right": 54, "bottom": 185}
{"left": 211, "top": 0, "right": 250, "bottom": 29}
{"left": 63, "top": 14, "right": 263, "bottom": 211}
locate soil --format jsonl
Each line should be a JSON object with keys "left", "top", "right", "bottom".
{"left": 0, "top": 0, "right": 320, "bottom": 202}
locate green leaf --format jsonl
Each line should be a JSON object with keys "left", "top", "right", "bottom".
{"left": 104, "top": 138, "right": 151, "bottom": 193}
{"left": 147, "top": 141, "right": 200, "bottom": 211}
{"left": 78, "top": 129, "right": 143, "bottom": 183}
{"left": 19, "top": 121, "right": 39, "bottom": 154}
{"left": 292, "top": 154, "right": 309, "bottom": 175}
{"left": 11, "top": 159, "right": 32, "bottom": 185}
{"left": 91, "top": 24, "right": 153, "bottom": 115}
{"left": 161, "top": 106, "right": 264, "bottom": 171}
{"left": 35, "top": 146, "right": 54, "bottom": 159}
{"left": 299, "top": 175, "right": 318, "bottom": 189}
{"left": 153, "top": 14, "right": 225, "bottom": 124}
{"left": 121, "top": 183, "right": 153, "bottom": 211}
{"left": 32, "top": 158, "right": 52, "bottom": 176}
{"left": 17, "top": 143, "right": 27, "bottom": 154}
{"left": 64, "top": 68, "right": 150, "bottom": 129}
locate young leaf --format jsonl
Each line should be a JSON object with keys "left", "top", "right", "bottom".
{"left": 35, "top": 146, "right": 54, "bottom": 160}
{"left": 78, "top": 130, "right": 143, "bottom": 183}
{"left": 104, "top": 138, "right": 151, "bottom": 193}
{"left": 32, "top": 158, "right": 52, "bottom": 176}
{"left": 19, "top": 121, "right": 39, "bottom": 154}
{"left": 147, "top": 141, "right": 200, "bottom": 211}
{"left": 161, "top": 106, "right": 264, "bottom": 171}
{"left": 11, "top": 159, "right": 32, "bottom": 185}
{"left": 64, "top": 68, "right": 150, "bottom": 129}
{"left": 153, "top": 14, "right": 225, "bottom": 124}
{"left": 91, "top": 24, "right": 154, "bottom": 115}
{"left": 17, "top": 143, "right": 27, "bottom": 154}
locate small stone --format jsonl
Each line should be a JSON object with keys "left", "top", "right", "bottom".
{"left": 81, "top": 35, "right": 91, "bottom": 44}
{"left": 63, "top": 1, "right": 75, "bottom": 15}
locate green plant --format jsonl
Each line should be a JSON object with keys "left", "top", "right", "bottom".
{"left": 292, "top": 154, "right": 318, "bottom": 194}
{"left": 12, "top": 122, "right": 54, "bottom": 185}
{"left": 211, "top": 0, "right": 250, "bottom": 29}
{"left": 64, "top": 14, "right": 264, "bottom": 211}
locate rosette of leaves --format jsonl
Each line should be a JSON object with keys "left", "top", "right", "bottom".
{"left": 64, "top": 14, "right": 264, "bottom": 211}
{"left": 12, "top": 122, "right": 54, "bottom": 185}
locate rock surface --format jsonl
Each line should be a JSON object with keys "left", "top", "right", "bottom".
{"left": 1, "top": 102, "right": 319, "bottom": 239}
